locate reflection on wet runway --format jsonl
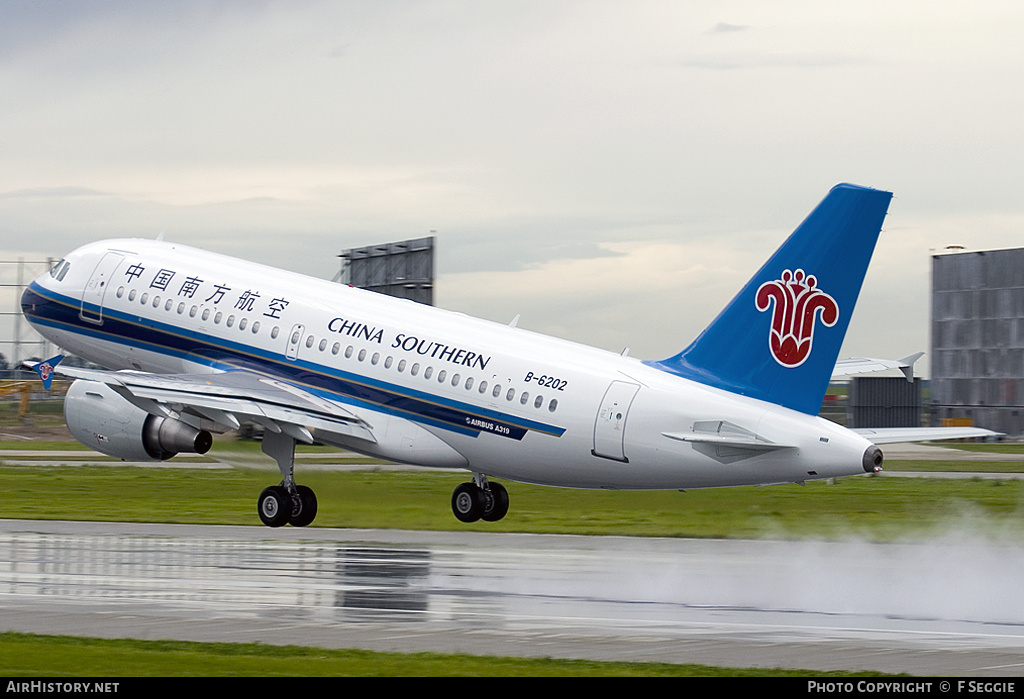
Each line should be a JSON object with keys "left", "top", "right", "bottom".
{"left": 1, "top": 520, "right": 1024, "bottom": 675}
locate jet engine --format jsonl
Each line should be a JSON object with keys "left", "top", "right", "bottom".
{"left": 64, "top": 379, "right": 213, "bottom": 461}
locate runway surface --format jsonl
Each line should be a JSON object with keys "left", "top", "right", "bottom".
{"left": 1, "top": 519, "right": 1024, "bottom": 675}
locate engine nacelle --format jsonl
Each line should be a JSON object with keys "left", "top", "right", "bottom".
{"left": 64, "top": 379, "right": 213, "bottom": 461}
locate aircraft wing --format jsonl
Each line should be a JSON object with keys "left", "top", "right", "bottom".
{"left": 49, "top": 364, "right": 376, "bottom": 444}
{"left": 851, "top": 426, "right": 1002, "bottom": 444}
{"left": 832, "top": 352, "right": 924, "bottom": 382}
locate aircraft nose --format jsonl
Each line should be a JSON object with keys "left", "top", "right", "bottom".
{"left": 862, "top": 444, "right": 883, "bottom": 473}
{"left": 21, "top": 284, "right": 43, "bottom": 318}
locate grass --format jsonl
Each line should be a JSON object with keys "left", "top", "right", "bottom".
{"left": 943, "top": 442, "right": 1024, "bottom": 454}
{"left": 0, "top": 464, "right": 1022, "bottom": 540}
{"left": 0, "top": 632, "right": 895, "bottom": 677}
{"left": 884, "top": 459, "right": 1024, "bottom": 473}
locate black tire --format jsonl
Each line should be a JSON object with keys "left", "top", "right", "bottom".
{"left": 289, "top": 485, "right": 318, "bottom": 527}
{"left": 451, "top": 482, "right": 485, "bottom": 523}
{"left": 258, "top": 485, "right": 290, "bottom": 528}
{"left": 481, "top": 482, "right": 510, "bottom": 522}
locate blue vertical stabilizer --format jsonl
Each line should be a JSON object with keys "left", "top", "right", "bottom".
{"left": 646, "top": 183, "right": 893, "bottom": 414}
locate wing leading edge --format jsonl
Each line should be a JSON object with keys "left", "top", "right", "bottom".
{"left": 48, "top": 363, "right": 376, "bottom": 445}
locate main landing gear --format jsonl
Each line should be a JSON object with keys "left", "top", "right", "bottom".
{"left": 451, "top": 474, "right": 509, "bottom": 523}
{"left": 257, "top": 430, "right": 318, "bottom": 528}
{"left": 258, "top": 483, "right": 318, "bottom": 528}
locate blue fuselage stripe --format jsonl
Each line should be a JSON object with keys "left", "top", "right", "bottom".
{"left": 22, "top": 283, "right": 564, "bottom": 440}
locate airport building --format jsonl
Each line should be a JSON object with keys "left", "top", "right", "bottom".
{"left": 931, "top": 247, "right": 1024, "bottom": 436}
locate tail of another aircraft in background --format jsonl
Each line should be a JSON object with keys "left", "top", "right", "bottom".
{"left": 647, "top": 183, "right": 893, "bottom": 415}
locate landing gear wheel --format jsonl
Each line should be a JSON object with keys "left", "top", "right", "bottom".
{"left": 258, "top": 485, "right": 290, "bottom": 528}
{"left": 289, "top": 485, "right": 318, "bottom": 527}
{"left": 481, "top": 482, "right": 509, "bottom": 522}
{"left": 452, "top": 482, "right": 486, "bottom": 523}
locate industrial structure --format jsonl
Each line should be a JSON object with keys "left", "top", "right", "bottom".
{"left": 1, "top": 258, "right": 55, "bottom": 376}
{"left": 334, "top": 236, "right": 435, "bottom": 306}
{"left": 931, "top": 246, "right": 1024, "bottom": 436}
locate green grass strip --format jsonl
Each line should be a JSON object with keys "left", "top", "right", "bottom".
{"left": 1, "top": 465, "right": 1022, "bottom": 540}
{"left": 0, "top": 632, "right": 895, "bottom": 677}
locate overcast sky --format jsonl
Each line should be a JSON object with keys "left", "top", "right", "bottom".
{"left": 3, "top": 1, "right": 1023, "bottom": 375}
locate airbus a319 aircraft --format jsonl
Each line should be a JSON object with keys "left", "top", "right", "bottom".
{"left": 21, "top": 184, "right": 992, "bottom": 527}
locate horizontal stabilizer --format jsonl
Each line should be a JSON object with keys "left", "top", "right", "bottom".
{"left": 852, "top": 426, "right": 1003, "bottom": 444}
{"left": 663, "top": 419, "right": 795, "bottom": 451}
{"left": 663, "top": 432, "right": 794, "bottom": 451}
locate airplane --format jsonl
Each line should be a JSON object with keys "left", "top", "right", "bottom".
{"left": 20, "top": 183, "right": 997, "bottom": 527}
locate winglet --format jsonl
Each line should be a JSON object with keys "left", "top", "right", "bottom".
{"left": 897, "top": 352, "right": 924, "bottom": 382}
{"left": 30, "top": 354, "right": 64, "bottom": 391}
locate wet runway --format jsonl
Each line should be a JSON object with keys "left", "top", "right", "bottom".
{"left": 1, "top": 519, "right": 1023, "bottom": 675}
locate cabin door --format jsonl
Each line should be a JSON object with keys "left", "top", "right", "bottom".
{"left": 592, "top": 381, "right": 640, "bottom": 462}
{"left": 80, "top": 252, "right": 124, "bottom": 324}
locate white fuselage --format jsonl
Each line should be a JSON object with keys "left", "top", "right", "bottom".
{"left": 25, "top": 238, "right": 875, "bottom": 490}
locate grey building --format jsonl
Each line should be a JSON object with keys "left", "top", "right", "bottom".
{"left": 336, "top": 237, "right": 435, "bottom": 306}
{"left": 931, "top": 247, "right": 1024, "bottom": 436}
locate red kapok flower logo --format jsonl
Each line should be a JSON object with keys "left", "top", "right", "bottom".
{"left": 755, "top": 269, "right": 838, "bottom": 368}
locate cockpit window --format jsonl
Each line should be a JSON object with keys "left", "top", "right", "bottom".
{"left": 48, "top": 259, "right": 70, "bottom": 282}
